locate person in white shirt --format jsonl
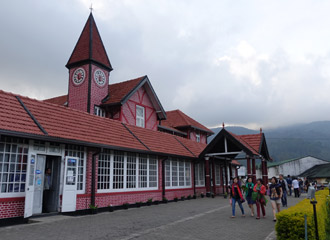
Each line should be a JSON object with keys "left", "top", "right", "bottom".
{"left": 292, "top": 178, "right": 300, "bottom": 198}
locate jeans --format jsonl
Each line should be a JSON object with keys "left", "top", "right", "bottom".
{"left": 255, "top": 199, "right": 265, "bottom": 218}
{"left": 232, "top": 198, "right": 245, "bottom": 216}
{"left": 288, "top": 185, "right": 292, "bottom": 196}
{"left": 281, "top": 191, "right": 287, "bottom": 206}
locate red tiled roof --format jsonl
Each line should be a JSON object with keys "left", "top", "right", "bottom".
{"left": 44, "top": 95, "right": 67, "bottom": 105}
{"left": 1, "top": 90, "right": 205, "bottom": 158}
{"left": 231, "top": 160, "right": 241, "bottom": 165}
{"left": 44, "top": 76, "right": 145, "bottom": 106}
{"left": 230, "top": 132, "right": 262, "bottom": 156}
{"left": 161, "top": 110, "right": 213, "bottom": 134}
{"left": 102, "top": 77, "right": 145, "bottom": 105}
{"left": 66, "top": 13, "right": 112, "bottom": 70}
{"left": 0, "top": 91, "right": 43, "bottom": 135}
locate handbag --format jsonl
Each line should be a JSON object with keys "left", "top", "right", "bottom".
{"left": 252, "top": 191, "right": 258, "bottom": 201}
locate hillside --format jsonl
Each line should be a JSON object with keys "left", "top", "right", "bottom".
{"left": 209, "top": 121, "right": 330, "bottom": 162}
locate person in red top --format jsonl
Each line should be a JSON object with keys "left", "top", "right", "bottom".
{"left": 253, "top": 178, "right": 267, "bottom": 219}
{"left": 230, "top": 177, "right": 245, "bottom": 218}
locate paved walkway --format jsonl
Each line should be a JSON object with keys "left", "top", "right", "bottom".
{"left": 0, "top": 194, "right": 304, "bottom": 240}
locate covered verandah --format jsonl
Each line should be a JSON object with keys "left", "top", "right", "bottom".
{"left": 199, "top": 127, "right": 271, "bottom": 196}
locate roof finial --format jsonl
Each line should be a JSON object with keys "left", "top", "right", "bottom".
{"left": 260, "top": 127, "right": 262, "bottom": 133}
{"left": 89, "top": 2, "right": 93, "bottom": 13}
{"left": 222, "top": 122, "right": 225, "bottom": 129}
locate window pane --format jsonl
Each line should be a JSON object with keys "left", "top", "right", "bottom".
{"left": 0, "top": 137, "right": 28, "bottom": 193}
{"left": 138, "top": 154, "right": 147, "bottom": 188}
{"left": 126, "top": 153, "right": 136, "bottom": 189}
{"left": 113, "top": 151, "right": 124, "bottom": 189}
{"left": 148, "top": 156, "right": 157, "bottom": 188}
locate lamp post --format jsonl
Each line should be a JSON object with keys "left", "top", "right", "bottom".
{"left": 310, "top": 199, "right": 319, "bottom": 240}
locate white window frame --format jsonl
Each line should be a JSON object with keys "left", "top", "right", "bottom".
{"left": 196, "top": 133, "right": 200, "bottom": 143}
{"left": 165, "top": 158, "right": 192, "bottom": 189}
{"left": 136, "top": 105, "right": 145, "bottom": 128}
{"left": 94, "top": 105, "right": 105, "bottom": 117}
{"left": 195, "top": 162, "right": 205, "bottom": 187}
{"left": 66, "top": 145, "right": 86, "bottom": 194}
{"left": 97, "top": 150, "right": 158, "bottom": 193}
{"left": 0, "top": 137, "right": 29, "bottom": 198}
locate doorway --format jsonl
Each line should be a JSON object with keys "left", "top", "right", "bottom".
{"left": 42, "top": 155, "right": 61, "bottom": 213}
{"left": 32, "top": 155, "right": 61, "bottom": 214}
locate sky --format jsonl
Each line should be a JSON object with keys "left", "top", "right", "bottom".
{"left": 1, "top": 0, "right": 330, "bottom": 130}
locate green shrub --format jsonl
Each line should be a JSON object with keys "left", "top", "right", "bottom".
{"left": 276, "top": 189, "right": 329, "bottom": 240}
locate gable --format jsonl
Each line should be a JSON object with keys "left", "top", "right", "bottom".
{"left": 121, "top": 86, "right": 158, "bottom": 130}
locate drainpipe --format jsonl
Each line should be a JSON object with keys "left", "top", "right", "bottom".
{"left": 193, "top": 160, "right": 196, "bottom": 196}
{"left": 91, "top": 149, "right": 101, "bottom": 207}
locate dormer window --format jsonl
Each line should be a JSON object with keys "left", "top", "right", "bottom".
{"left": 94, "top": 106, "right": 105, "bottom": 117}
{"left": 136, "top": 105, "right": 145, "bottom": 128}
{"left": 196, "top": 133, "right": 200, "bottom": 143}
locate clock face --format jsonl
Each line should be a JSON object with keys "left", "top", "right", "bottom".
{"left": 72, "top": 68, "right": 85, "bottom": 85}
{"left": 94, "top": 69, "right": 106, "bottom": 87}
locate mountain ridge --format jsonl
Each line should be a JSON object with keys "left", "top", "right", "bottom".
{"left": 209, "top": 121, "right": 330, "bottom": 162}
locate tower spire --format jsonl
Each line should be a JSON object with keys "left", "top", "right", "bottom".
{"left": 66, "top": 13, "right": 112, "bottom": 71}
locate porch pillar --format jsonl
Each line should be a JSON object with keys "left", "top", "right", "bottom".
{"left": 212, "top": 158, "right": 216, "bottom": 195}
{"left": 205, "top": 157, "right": 211, "bottom": 197}
{"left": 252, "top": 158, "right": 256, "bottom": 183}
{"left": 262, "top": 159, "right": 268, "bottom": 186}
{"left": 229, "top": 162, "right": 232, "bottom": 180}
{"left": 224, "top": 161, "right": 229, "bottom": 194}
{"left": 247, "top": 156, "right": 251, "bottom": 178}
{"left": 220, "top": 165, "right": 224, "bottom": 194}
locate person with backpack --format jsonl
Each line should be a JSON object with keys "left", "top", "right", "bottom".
{"left": 286, "top": 175, "right": 292, "bottom": 196}
{"left": 269, "top": 176, "right": 283, "bottom": 222}
{"left": 230, "top": 177, "right": 245, "bottom": 218}
{"left": 245, "top": 177, "right": 255, "bottom": 216}
{"left": 279, "top": 174, "right": 288, "bottom": 207}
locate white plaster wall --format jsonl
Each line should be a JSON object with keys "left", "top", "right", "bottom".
{"left": 238, "top": 166, "right": 246, "bottom": 177}
{"left": 268, "top": 157, "right": 328, "bottom": 178}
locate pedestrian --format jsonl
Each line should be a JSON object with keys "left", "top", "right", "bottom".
{"left": 230, "top": 177, "right": 245, "bottom": 218}
{"left": 303, "top": 178, "right": 309, "bottom": 192}
{"left": 269, "top": 176, "right": 283, "bottom": 222}
{"left": 278, "top": 174, "right": 288, "bottom": 207}
{"left": 299, "top": 179, "right": 304, "bottom": 193}
{"left": 292, "top": 177, "right": 300, "bottom": 198}
{"left": 245, "top": 177, "right": 255, "bottom": 217}
{"left": 286, "top": 175, "right": 292, "bottom": 196}
{"left": 253, "top": 178, "right": 267, "bottom": 220}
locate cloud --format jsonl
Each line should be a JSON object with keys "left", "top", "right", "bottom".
{"left": 1, "top": 0, "right": 330, "bottom": 129}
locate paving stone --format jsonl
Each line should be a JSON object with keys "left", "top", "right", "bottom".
{"left": 0, "top": 195, "right": 304, "bottom": 240}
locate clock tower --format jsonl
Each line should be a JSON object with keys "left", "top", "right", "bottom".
{"left": 66, "top": 13, "right": 113, "bottom": 114}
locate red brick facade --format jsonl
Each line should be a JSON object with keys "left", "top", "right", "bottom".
{"left": 121, "top": 87, "right": 157, "bottom": 131}
{"left": 0, "top": 198, "right": 24, "bottom": 219}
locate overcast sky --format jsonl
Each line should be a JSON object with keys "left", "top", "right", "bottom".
{"left": 1, "top": 0, "right": 330, "bottom": 129}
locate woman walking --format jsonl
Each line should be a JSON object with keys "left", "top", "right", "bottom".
{"left": 253, "top": 178, "right": 267, "bottom": 219}
{"left": 230, "top": 177, "right": 245, "bottom": 218}
{"left": 269, "top": 176, "right": 283, "bottom": 222}
{"left": 245, "top": 177, "right": 255, "bottom": 216}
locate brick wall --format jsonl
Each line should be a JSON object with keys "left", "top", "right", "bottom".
{"left": 0, "top": 198, "right": 24, "bottom": 219}
{"left": 89, "top": 65, "right": 109, "bottom": 113}
{"left": 68, "top": 64, "right": 109, "bottom": 114}
{"left": 68, "top": 64, "right": 89, "bottom": 112}
{"left": 121, "top": 87, "right": 157, "bottom": 130}
{"left": 190, "top": 131, "right": 207, "bottom": 144}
